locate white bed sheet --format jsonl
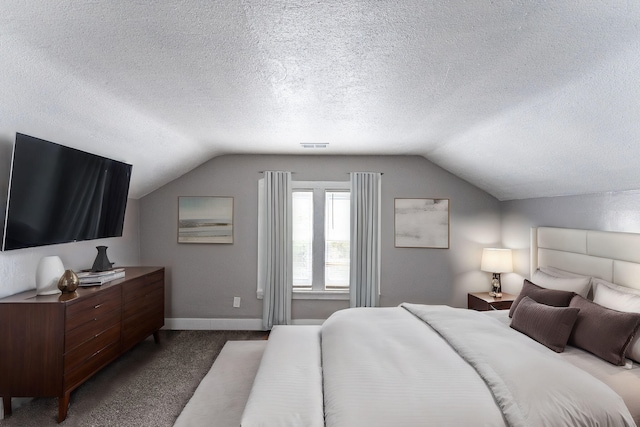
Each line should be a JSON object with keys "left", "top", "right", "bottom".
{"left": 485, "top": 310, "right": 640, "bottom": 423}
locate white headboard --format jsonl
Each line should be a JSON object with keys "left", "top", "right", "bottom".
{"left": 531, "top": 227, "right": 640, "bottom": 291}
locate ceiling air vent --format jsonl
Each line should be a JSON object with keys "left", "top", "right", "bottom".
{"left": 300, "top": 143, "right": 329, "bottom": 149}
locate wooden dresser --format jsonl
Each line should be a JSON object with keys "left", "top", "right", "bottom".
{"left": 0, "top": 266, "right": 164, "bottom": 422}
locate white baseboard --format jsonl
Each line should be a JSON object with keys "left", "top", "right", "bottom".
{"left": 162, "top": 318, "right": 325, "bottom": 330}
{"left": 163, "top": 318, "right": 264, "bottom": 330}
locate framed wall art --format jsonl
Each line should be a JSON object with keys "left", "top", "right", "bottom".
{"left": 178, "top": 196, "right": 234, "bottom": 244}
{"left": 394, "top": 198, "right": 449, "bottom": 249}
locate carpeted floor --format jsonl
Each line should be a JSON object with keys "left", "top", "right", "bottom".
{"left": 0, "top": 330, "right": 267, "bottom": 427}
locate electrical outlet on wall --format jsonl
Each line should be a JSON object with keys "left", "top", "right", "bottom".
{"left": 233, "top": 297, "right": 241, "bottom": 308}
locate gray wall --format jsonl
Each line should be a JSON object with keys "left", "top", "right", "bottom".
{"left": 500, "top": 190, "right": 640, "bottom": 295}
{"left": 139, "top": 154, "right": 502, "bottom": 321}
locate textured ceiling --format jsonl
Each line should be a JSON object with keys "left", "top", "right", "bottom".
{"left": 1, "top": 1, "right": 639, "bottom": 200}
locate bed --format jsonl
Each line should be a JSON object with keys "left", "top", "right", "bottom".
{"left": 190, "top": 227, "right": 640, "bottom": 426}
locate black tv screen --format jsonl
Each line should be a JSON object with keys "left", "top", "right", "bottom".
{"left": 2, "top": 133, "right": 132, "bottom": 251}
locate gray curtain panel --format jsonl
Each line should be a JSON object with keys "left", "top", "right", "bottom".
{"left": 261, "top": 171, "right": 292, "bottom": 329}
{"left": 349, "top": 172, "right": 382, "bottom": 307}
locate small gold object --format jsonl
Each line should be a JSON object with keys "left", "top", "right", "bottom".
{"left": 57, "top": 269, "right": 80, "bottom": 293}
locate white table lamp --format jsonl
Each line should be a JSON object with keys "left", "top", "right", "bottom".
{"left": 481, "top": 248, "right": 512, "bottom": 298}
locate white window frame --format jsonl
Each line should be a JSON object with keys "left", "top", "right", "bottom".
{"left": 257, "top": 179, "right": 350, "bottom": 301}
{"left": 292, "top": 181, "right": 350, "bottom": 300}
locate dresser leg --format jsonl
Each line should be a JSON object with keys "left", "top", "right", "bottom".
{"left": 2, "top": 395, "right": 12, "bottom": 417}
{"left": 58, "top": 393, "right": 70, "bottom": 423}
{"left": 153, "top": 330, "right": 160, "bottom": 344}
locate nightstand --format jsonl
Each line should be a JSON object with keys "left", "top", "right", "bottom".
{"left": 467, "top": 292, "right": 517, "bottom": 311}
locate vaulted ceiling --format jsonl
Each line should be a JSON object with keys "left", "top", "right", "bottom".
{"left": 1, "top": 1, "right": 639, "bottom": 200}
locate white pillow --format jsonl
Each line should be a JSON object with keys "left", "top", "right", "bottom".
{"left": 592, "top": 277, "right": 640, "bottom": 297}
{"left": 531, "top": 269, "right": 592, "bottom": 298}
{"left": 593, "top": 283, "right": 640, "bottom": 363}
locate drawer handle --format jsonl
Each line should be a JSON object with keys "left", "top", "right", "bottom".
{"left": 94, "top": 304, "right": 102, "bottom": 309}
{"left": 90, "top": 347, "right": 106, "bottom": 359}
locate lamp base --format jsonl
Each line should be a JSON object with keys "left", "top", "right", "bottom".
{"left": 489, "top": 273, "right": 502, "bottom": 298}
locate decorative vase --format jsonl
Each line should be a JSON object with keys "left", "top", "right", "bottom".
{"left": 36, "top": 256, "right": 65, "bottom": 295}
{"left": 91, "top": 246, "right": 114, "bottom": 272}
{"left": 57, "top": 269, "right": 80, "bottom": 293}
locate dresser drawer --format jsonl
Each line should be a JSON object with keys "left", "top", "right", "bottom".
{"left": 64, "top": 323, "right": 120, "bottom": 372}
{"left": 122, "top": 307, "right": 163, "bottom": 350}
{"left": 145, "top": 270, "right": 164, "bottom": 286}
{"left": 64, "top": 341, "right": 120, "bottom": 391}
{"left": 65, "top": 286, "right": 121, "bottom": 332}
{"left": 65, "top": 309, "right": 121, "bottom": 352}
{"left": 122, "top": 286, "right": 163, "bottom": 349}
{"left": 123, "top": 276, "right": 163, "bottom": 305}
{"left": 123, "top": 302, "right": 163, "bottom": 330}
{"left": 123, "top": 287, "right": 163, "bottom": 319}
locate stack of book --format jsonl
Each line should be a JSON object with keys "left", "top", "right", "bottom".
{"left": 77, "top": 268, "right": 125, "bottom": 286}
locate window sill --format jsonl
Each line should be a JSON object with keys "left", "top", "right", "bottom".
{"left": 256, "top": 290, "right": 349, "bottom": 300}
{"left": 293, "top": 290, "right": 349, "bottom": 300}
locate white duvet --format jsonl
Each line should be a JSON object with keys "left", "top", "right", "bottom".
{"left": 322, "top": 306, "right": 505, "bottom": 426}
{"left": 243, "top": 304, "right": 636, "bottom": 427}
{"left": 323, "top": 304, "right": 635, "bottom": 427}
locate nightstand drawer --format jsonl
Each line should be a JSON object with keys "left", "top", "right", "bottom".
{"left": 468, "top": 292, "right": 516, "bottom": 312}
{"left": 490, "top": 300, "right": 513, "bottom": 310}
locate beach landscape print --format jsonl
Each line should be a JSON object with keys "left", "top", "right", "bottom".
{"left": 394, "top": 198, "right": 449, "bottom": 248}
{"left": 178, "top": 197, "right": 234, "bottom": 244}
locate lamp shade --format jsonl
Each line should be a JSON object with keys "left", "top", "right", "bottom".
{"left": 481, "top": 248, "right": 513, "bottom": 273}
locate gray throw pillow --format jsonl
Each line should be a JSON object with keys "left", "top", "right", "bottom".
{"left": 509, "top": 280, "right": 575, "bottom": 318}
{"left": 569, "top": 295, "right": 640, "bottom": 365}
{"left": 510, "top": 296, "right": 580, "bottom": 352}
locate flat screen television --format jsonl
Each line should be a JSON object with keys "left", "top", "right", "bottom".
{"left": 2, "top": 133, "right": 132, "bottom": 251}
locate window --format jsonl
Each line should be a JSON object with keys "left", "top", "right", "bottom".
{"left": 324, "top": 191, "right": 350, "bottom": 290}
{"left": 292, "top": 191, "right": 313, "bottom": 289}
{"left": 257, "top": 179, "right": 350, "bottom": 300}
{"left": 292, "top": 181, "right": 350, "bottom": 296}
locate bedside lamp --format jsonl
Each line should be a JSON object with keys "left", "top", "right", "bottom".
{"left": 481, "top": 248, "right": 512, "bottom": 298}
